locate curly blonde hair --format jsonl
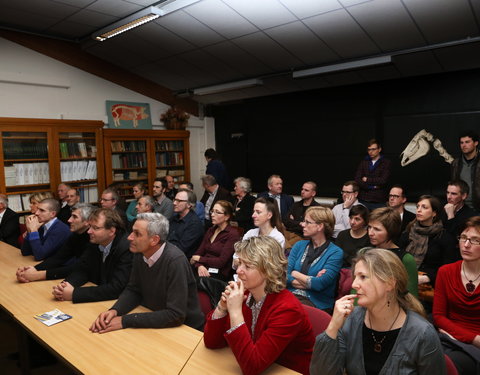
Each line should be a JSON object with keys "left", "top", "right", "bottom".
{"left": 234, "top": 236, "right": 287, "bottom": 294}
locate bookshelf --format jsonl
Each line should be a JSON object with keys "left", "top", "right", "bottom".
{"left": 0, "top": 118, "right": 105, "bottom": 214}
{"left": 103, "top": 129, "right": 190, "bottom": 200}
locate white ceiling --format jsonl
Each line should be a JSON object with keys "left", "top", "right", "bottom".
{"left": 1, "top": 0, "right": 479, "bottom": 105}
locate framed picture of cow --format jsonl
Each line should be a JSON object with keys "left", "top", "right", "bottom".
{"left": 106, "top": 100, "right": 153, "bottom": 129}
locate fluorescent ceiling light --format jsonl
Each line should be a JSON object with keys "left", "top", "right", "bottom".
{"left": 193, "top": 79, "right": 263, "bottom": 95}
{"left": 92, "top": 1, "right": 201, "bottom": 41}
{"left": 292, "top": 56, "right": 392, "bottom": 78}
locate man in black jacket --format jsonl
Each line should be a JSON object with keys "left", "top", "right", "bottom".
{"left": 90, "top": 213, "right": 204, "bottom": 333}
{"left": 0, "top": 194, "right": 20, "bottom": 248}
{"left": 52, "top": 208, "right": 132, "bottom": 303}
{"left": 16, "top": 203, "right": 93, "bottom": 282}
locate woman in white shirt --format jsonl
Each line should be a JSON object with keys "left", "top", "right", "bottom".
{"left": 243, "top": 197, "right": 285, "bottom": 248}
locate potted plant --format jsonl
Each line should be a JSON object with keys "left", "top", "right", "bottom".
{"left": 160, "top": 106, "right": 190, "bottom": 130}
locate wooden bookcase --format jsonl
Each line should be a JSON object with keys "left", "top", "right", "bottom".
{"left": 103, "top": 129, "right": 190, "bottom": 200}
{"left": 0, "top": 118, "right": 105, "bottom": 214}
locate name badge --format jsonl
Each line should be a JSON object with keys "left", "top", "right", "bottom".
{"left": 208, "top": 268, "right": 219, "bottom": 274}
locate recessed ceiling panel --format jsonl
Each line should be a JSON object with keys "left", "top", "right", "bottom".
{"left": 393, "top": 51, "right": 442, "bottom": 77}
{"left": 67, "top": 9, "right": 119, "bottom": 29}
{"left": 86, "top": 0, "right": 143, "bottom": 18}
{"left": 224, "top": 0, "right": 297, "bottom": 29}
{"left": 155, "top": 10, "right": 225, "bottom": 47}
{"left": 184, "top": 0, "right": 258, "bottom": 39}
{"left": 265, "top": 21, "right": 339, "bottom": 65}
{"left": 347, "top": 0, "right": 426, "bottom": 52}
{"left": 279, "top": 0, "right": 342, "bottom": 20}
{"left": 233, "top": 31, "right": 303, "bottom": 70}
{"left": 303, "top": 8, "right": 381, "bottom": 59}
{"left": 204, "top": 41, "right": 273, "bottom": 76}
{"left": 403, "top": 0, "right": 479, "bottom": 44}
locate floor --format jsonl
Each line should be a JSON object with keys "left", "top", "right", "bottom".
{"left": 0, "top": 309, "right": 75, "bottom": 375}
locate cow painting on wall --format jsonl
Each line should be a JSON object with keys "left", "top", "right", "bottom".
{"left": 106, "top": 101, "right": 152, "bottom": 129}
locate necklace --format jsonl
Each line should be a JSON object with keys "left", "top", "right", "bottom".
{"left": 462, "top": 262, "right": 480, "bottom": 293}
{"left": 368, "top": 307, "right": 401, "bottom": 353}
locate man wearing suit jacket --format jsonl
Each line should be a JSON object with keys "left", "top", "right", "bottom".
{"left": 21, "top": 198, "right": 71, "bottom": 261}
{"left": 257, "top": 174, "right": 294, "bottom": 221}
{"left": 0, "top": 194, "right": 20, "bottom": 248}
{"left": 100, "top": 188, "right": 128, "bottom": 229}
{"left": 200, "top": 174, "right": 231, "bottom": 229}
{"left": 52, "top": 208, "right": 132, "bottom": 304}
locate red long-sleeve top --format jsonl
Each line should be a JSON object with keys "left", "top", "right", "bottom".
{"left": 433, "top": 260, "right": 480, "bottom": 343}
{"left": 203, "top": 289, "right": 314, "bottom": 375}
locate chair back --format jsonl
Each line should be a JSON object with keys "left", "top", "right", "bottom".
{"left": 302, "top": 305, "right": 331, "bottom": 336}
{"left": 197, "top": 290, "right": 214, "bottom": 320}
{"left": 444, "top": 354, "right": 459, "bottom": 375}
{"left": 18, "top": 223, "right": 27, "bottom": 247}
{"left": 337, "top": 268, "right": 353, "bottom": 299}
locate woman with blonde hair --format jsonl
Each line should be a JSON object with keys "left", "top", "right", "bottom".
{"left": 311, "top": 248, "right": 446, "bottom": 375}
{"left": 287, "top": 206, "right": 343, "bottom": 312}
{"left": 29, "top": 191, "right": 54, "bottom": 213}
{"left": 204, "top": 236, "right": 314, "bottom": 375}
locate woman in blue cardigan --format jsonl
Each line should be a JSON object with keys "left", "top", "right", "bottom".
{"left": 287, "top": 206, "right": 343, "bottom": 313}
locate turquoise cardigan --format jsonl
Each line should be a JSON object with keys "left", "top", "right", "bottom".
{"left": 287, "top": 240, "right": 343, "bottom": 310}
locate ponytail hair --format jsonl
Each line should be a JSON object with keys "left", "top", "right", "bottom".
{"left": 353, "top": 248, "right": 426, "bottom": 318}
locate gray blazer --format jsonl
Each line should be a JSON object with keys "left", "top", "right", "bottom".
{"left": 310, "top": 307, "right": 446, "bottom": 375}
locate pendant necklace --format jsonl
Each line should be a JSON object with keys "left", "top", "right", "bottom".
{"left": 462, "top": 262, "right": 480, "bottom": 293}
{"left": 368, "top": 307, "right": 401, "bottom": 353}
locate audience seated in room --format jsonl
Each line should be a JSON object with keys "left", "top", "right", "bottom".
{"left": 332, "top": 180, "right": 363, "bottom": 238}
{"left": 287, "top": 206, "right": 343, "bottom": 313}
{"left": 336, "top": 204, "right": 370, "bottom": 268}
{"left": 16, "top": 203, "right": 93, "bottom": 282}
{"left": 433, "top": 217, "right": 480, "bottom": 375}
{"left": 21, "top": 198, "right": 71, "bottom": 261}
{"left": 257, "top": 174, "right": 294, "bottom": 221}
{"left": 310, "top": 248, "right": 446, "bottom": 375}
{"left": 190, "top": 200, "right": 240, "bottom": 281}
{"left": 204, "top": 236, "right": 314, "bottom": 375}
{"left": 168, "top": 189, "right": 204, "bottom": 257}
{"left": 52, "top": 208, "right": 132, "bottom": 303}
{"left": 90, "top": 213, "right": 204, "bottom": 333}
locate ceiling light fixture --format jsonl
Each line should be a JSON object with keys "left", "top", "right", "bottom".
{"left": 92, "top": 1, "right": 201, "bottom": 41}
{"left": 193, "top": 79, "right": 263, "bottom": 95}
{"left": 292, "top": 55, "right": 392, "bottom": 78}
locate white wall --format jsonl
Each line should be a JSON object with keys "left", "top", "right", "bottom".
{"left": 0, "top": 37, "right": 215, "bottom": 198}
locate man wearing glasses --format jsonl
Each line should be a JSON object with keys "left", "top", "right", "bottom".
{"left": 387, "top": 184, "right": 416, "bottom": 236}
{"left": 52, "top": 208, "right": 132, "bottom": 303}
{"left": 332, "top": 181, "right": 363, "bottom": 238}
{"left": 100, "top": 188, "right": 128, "bottom": 227}
{"left": 168, "top": 189, "right": 204, "bottom": 257}
{"left": 354, "top": 138, "right": 391, "bottom": 210}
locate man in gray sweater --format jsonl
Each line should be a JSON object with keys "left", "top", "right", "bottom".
{"left": 90, "top": 212, "right": 204, "bottom": 333}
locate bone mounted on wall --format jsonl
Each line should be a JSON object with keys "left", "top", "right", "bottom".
{"left": 400, "top": 129, "right": 454, "bottom": 167}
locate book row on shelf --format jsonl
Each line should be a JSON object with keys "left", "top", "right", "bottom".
{"left": 110, "top": 141, "right": 146, "bottom": 152}
{"left": 155, "top": 169, "right": 185, "bottom": 179}
{"left": 112, "top": 153, "right": 147, "bottom": 169}
{"left": 3, "top": 140, "right": 48, "bottom": 159}
{"left": 5, "top": 163, "right": 49, "bottom": 186}
{"left": 60, "top": 161, "right": 97, "bottom": 182}
{"left": 155, "top": 152, "right": 184, "bottom": 167}
{"left": 155, "top": 140, "right": 184, "bottom": 151}
{"left": 8, "top": 186, "right": 98, "bottom": 212}
{"left": 113, "top": 171, "right": 148, "bottom": 181}
{"left": 59, "top": 142, "right": 97, "bottom": 159}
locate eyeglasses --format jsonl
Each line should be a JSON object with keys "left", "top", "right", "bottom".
{"left": 458, "top": 235, "right": 480, "bottom": 245}
{"left": 367, "top": 147, "right": 379, "bottom": 151}
{"left": 341, "top": 190, "right": 355, "bottom": 194}
{"left": 100, "top": 198, "right": 114, "bottom": 202}
{"left": 173, "top": 198, "right": 188, "bottom": 203}
{"left": 302, "top": 219, "right": 317, "bottom": 225}
{"left": 210, "top": 210, "right": 225, "bottom": 215}
{"left": 389, "top": 194, "right": 402, "bottom": 199}
{"left": 90, "top": 225, "right": 105, "bottom": 231}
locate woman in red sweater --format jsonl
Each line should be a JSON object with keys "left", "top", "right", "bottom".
{"left": 203, "top": 236, "right": 314, "bottom": 375}
{"left": 433, "top": 216, "right": 480, "bottom": 375}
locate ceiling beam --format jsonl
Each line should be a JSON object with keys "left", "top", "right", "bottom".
{"left": 0, "top": 29, "right": 199, "bottom": 116}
